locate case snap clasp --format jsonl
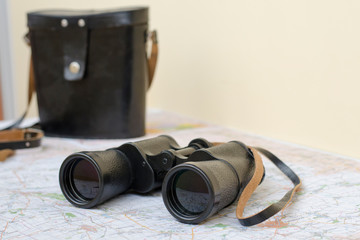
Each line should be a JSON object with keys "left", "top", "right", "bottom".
{"left": 69, "top": 61, "right": 81, "bottom": 74}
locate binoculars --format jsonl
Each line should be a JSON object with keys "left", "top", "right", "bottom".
{"left": 59, "top": 135, "right": 264, "bottom": 224}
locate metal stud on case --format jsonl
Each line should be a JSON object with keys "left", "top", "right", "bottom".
{"left": 61, "top": 19, "right": 68, "bottom": 28}
{"left": 69, "top": 62, "right": 81, "bottom": 74}
{"left": 78, "top": 19, "right": 86, "bottom": 27}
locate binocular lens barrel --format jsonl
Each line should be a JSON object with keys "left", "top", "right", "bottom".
{"left": 59, "top": 150, "right": 132, "bottom": 208}
{"left": 163, "top": 160, "right": 240, "bottom": 224}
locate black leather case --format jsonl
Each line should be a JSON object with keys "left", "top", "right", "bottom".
{"left": 27, "top": 7, "right": 149, "bottom": 138}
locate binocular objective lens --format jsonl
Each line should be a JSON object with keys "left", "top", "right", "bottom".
{"left": 173, "top": 170, "right": 210, "bottom": 214}
{"left": 71, "top": 159, "right": 100, "bottom": 200}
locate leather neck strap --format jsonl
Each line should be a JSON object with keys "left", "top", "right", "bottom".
{"left": 235, "top": 146, "right": 302, "bottom": 226}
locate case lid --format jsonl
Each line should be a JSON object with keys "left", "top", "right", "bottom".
{"left": 27, "top": 7, "right": 148, "bottom": 29}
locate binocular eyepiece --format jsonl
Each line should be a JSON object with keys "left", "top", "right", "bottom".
{"left": 59, "top": 135, "right": 264, "bottom": 224}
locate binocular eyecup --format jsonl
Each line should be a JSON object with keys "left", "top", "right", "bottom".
{"left": 162, "top": 141, "right": 263, "bottom": 224}
{"left": 59, "top": 149, "right": 132, "bottom": 208}
{"left": 162, "top": 161, "right": 239, "bottom": 223}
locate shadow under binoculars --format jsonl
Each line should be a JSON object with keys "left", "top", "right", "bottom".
{"left": 59, "top": 135, "right": 262, "bottom": 224}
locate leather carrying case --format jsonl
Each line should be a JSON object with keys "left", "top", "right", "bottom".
{"left": 27, "top": 7, "right": 157, "bottom": 138}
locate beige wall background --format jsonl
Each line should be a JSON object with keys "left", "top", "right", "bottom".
{"left": 7, "top": 0, "right": 360, "bottom": 158}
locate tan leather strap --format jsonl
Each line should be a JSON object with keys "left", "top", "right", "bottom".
{"left": 28, "top": 52, "right": 35, "bottom": 103}
{"left": 0, "top": 35, "right": 40, "bottom": 162}
{"left": 0, "top": 128, "right": 43, "bottom": 161}
{"left": 236, "top": 147, "right": 265, "bottom": 219}
{"left": 147, "top": 30, "right": 158, "bottom": 89}
{"left": 0, "top": 149, "right": 15, "bottom": 162}
{"left": 236, "top": 147, "right": 302, "bottom": 226}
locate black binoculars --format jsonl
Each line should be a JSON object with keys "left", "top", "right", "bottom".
{"left": 59, "top": 135, "right": 264, "bottom": 224}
